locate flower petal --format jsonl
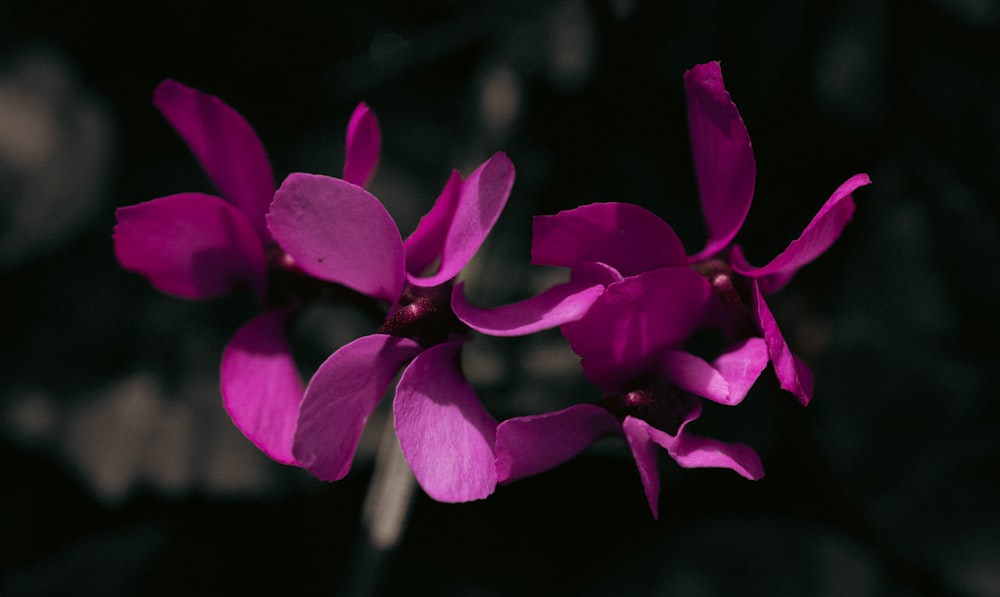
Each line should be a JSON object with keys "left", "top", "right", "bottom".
{"left": 495, "top": 404, "right": 621, "bottom": 483}
{"left": 407, "top": 152, "right": 515, "bottom": 287}
{"left": 343, "top": 102, "right": 381, "bottom": 187}
{"left": 747, "top": 279, "right": 813, "bottom": 405}
{"left": 561, "top": 267, "right": 711, "bottom": 392}
{"left": 622, "top": 416, "right": 664, "bottom": 519}
{"left": 711, "top": 337, "right": 770, "bottom": 405}
{"left": 642, "top": 400, "right": 764, "bottom": 479}
{"left": 532, "top": 203, "right": 688, "bottom": 276}
{"left": 268, "top": 173, "right": 405, "bottom": 304}
{"left": 403, "top": 171, "right": 462, "bottom": 278}
{"left": 684, "top": 61, "right": 756, "bottom": 261}
{"left": 153, "top": 80, "right": 274, "bottom": 240}
{"left": 656, "top": 350, "right": 730, "bottom": 404}
{"left": 292, "top": 334, "right": 423, "bottom": 481}
{"left": 394, "top": 342, "right": 498, "bottom": 502}
{"left": 451, "top": 275, "right": 605, "bottom": 337}
{"left": 220, "top": 309, "right": 303, "bottom": 465}
{"left": 113, "top": 192, "right": 267, "bottom": 300}
{"left": 732, "top": 173, "right": 871, "bottom": 294}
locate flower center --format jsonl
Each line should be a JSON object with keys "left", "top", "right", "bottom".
{"left": 691, "top": 258, "right": 757, "bottom": 338}
{"left": 600, "top": 378, "right": 697, "bottom": 435}
{"left": 377, "top": 281, "right": 471, "bottom": 348}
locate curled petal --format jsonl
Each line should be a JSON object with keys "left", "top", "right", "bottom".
{"left": 153, "top": 80, "right": 274, "bottom": 240}
{"left": 113, "top": 192, "right": 267, "bottom": 300}
{"left": 684, "top": 62, "right": 756, "bottom": 261}
{"left": 495, "top": 404, "right": 621, "bottom": 483}
{"left": 656, "top": 350, "right": 730, "bottom": 404}
{"left": 221, "top": 309, "right": 303, "bottom": 465}
{"left": 733, "top": 173, "right": 871, "bottom": 294}
{"left": 642, "top": 400, "right": 764, "bottom": 480}
{"left": 268, "top": 173, "right": 405, "bottom": 304}
{"left": 711, "top": 337, "right": 770, "bottom": 405}
{"left": 343, "top": 102, "right": 381, "bottom": 187}
{"left": 532, "top": 203, "right": 688, "bottom": 276}
{"left": 747, "top": 279, "right": 813, "bottom": 405}
{"left": 403, "top": 171, "right": 462, "bottom": 278}
{"left": 561, "top": 267, "right": 711, "bottom": 392}
{"left": 451, "top": 277, "right": 604, "bottom": 337}
{"left": 394, "top": 342, "right": 498, "bottom": 502}
{"left": 292, "top": 334, "right": 423, "bottom": 481}
{"left": 622, "top": 416, "right": 665, "bottom": 519}
{"left": 407, "top": 152, "right": 515, "bottom": 287}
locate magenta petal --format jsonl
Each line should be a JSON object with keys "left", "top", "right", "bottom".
{"left": 747, "top": 279, "right": 812, "bottom": 405}
{"left": 113, "top": 192, "right": 267, "bottom": 300}
{"left": 407, "top": 152, "right": 515, "bottom": 287}
{"left": 656, "top": 350, "right": 730, "bottom": 404}
{"left": 684, "top": 62, "right": 756, "bottom": 261}
{"left": 268, "top": 173, "right": 405, "bottom": 304}
{"left": 221, "top": 309, "right": 303, "bottom": 465}
{"left": 292, "top": 334, "right": 423, "bottom": 481}
{"left": 622, "top": 416, "right": 664, "bottom": 519}
{"left": 153, "top": 80, "right": 274, "bottom": 241}
{"left": 532, "top": 203, "right": 689, "bottom": 276}
{"left": 711, "top": 338, "right": 770, "bottom": 405}
{"left": 451, "top": 277, "right": 604, "bottom": 337}
{"left": 403, "top": 171, "right": 462, "bottom": 278}
{"left": 561, "top": 267, "right": 711, "bottom": 392}
{"left": 343, "top": 102, "right": 381, "bottom": 187}
{"left": 734, "top": 173, "right": 871, "bottom": 294}
{"left": 394, "top": 343, "right": 498, "bottom": 502}
{"left": 495, "top": 404, "right": 621, "bottom": 483}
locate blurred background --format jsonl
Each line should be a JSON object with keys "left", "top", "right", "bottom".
{"left": 2, "top": 1, "right": 997, "bottom": 595}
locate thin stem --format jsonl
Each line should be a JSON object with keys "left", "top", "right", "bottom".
{"left": 340, "top": 414, "right": 418, "bottom": 597}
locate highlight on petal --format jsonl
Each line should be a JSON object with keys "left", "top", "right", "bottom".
{"left": 113, "top": 192, "right": 267, "bottom": 300}
{"left": 343, "top": 102, "right": 381, "bottom": 187}
{"left": 292, "top": 334, "right": 423, "bottom": 481}
{"left": 407, "top": 152, "right": 515, "bottom": 287}
{"left": 622, "top": 416, "right": 664, "bottom": 519}
{"left": 495, "top": 404, "right": 621, "bottom": 483}
{"left": 684, "top": 61, "right": 756, "bottom": 262}
{"left": 268, "top": 173, "right": 405, "bottom": 304}
{"left": 403, "top": 171, "right": 462, "bottom": 278}
{"left": 532, "top": 203, "right": 688, "bottom": 276}
{"left": 394, "top": 342, "right": 498, "bottom": 502}
{"left": 747, "top": 279, "right": 812, "bottom": 405}
{"left": 221, "top": 309, "right": 303, "bottom": 465}
{"left": 561, "top": 267, "right": 712, "bottom": 392}
{"left": 153, "top": 80, "right": 275, "bottom": 240}
{"left": 710, "top": 337, "right": 770, "bottom": 405}
{"left": 451, "top": 277, "right": 604, "bottom": 337}
{"left": 733, "top": 173, "right": 871, "bottom": 294}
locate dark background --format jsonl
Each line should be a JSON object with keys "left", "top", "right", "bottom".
{"left": 2, "top": 1, "right": 997, "bottom": 595}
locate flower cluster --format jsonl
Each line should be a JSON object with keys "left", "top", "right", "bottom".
{"left": 114, "top": 61, "right": 869, "bottom": 517}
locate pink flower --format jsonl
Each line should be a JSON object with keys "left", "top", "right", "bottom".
{"left": 494, "top": 266, "right": 769, "bottom": 519}
{"left": 258, "top": 146, "right": 606, "bottom": 502}
{"left": 683, "top": 61, "right": 871, "bottom": 404}
{"left": 113, "top": 79, "right": 382, "bottom": 467}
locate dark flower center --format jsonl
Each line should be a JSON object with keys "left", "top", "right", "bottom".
{"left": 378, "top": 281, "right": 471, "bottom": 348}
{"left": 600, "top": 377, "right": 697, "bottom": 435}
{"left": 691, "top": 258, "right": 758, "bottom": 338}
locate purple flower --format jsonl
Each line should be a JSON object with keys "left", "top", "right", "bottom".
{"left": 494, "top": 266, "right": 770, "bottom": 519}
{"left": 683, "top": 61, "right": 871, "bottom": 404}
{"left": 254, "top": 149, "right": 599, "bottom": 502}
{"left": 113, "top": 79, "right": 382, "bottom": 466}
